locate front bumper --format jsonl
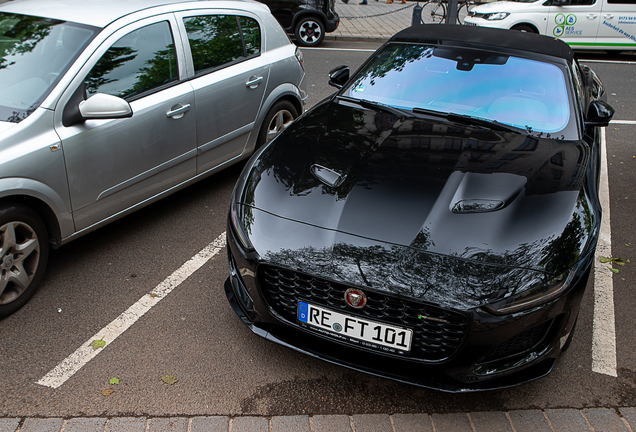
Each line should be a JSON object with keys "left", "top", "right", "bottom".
{"left": 224, "top": 223, "right": 588, "bottom": 393}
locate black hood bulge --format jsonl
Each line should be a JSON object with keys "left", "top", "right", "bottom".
{"left": 241, "top": 101, "right": 595, "bottom": 278}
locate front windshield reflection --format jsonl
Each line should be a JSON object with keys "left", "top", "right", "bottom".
{"left": 0, "top": 13, "right": 97, "bottom": 123}
{"left": 343, "top": 44, "right": 571, "bottom": 134}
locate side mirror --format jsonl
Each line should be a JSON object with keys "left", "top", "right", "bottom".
{"left": 329, "top": 65, "right": 350, "bottom": 89}
{"left": 79, "top": 93, "right": 133, "bottom": 120}
{"left": 586, "top": 100, "right": 614, "bottom": 127}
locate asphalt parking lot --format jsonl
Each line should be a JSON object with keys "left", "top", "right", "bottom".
{"left": 1, "top": 41, "right": 636, "bottom": 427}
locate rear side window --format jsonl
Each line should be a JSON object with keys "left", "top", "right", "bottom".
{"left": 183, "top": 15, "right": 261, "bottom": 74}
{"left": 85, "top": 21, "right": 178, "bottom": 100}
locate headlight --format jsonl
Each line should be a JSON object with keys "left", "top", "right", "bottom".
{"left": 484, "top": 12, "right": 510, "bottom": 20}
{"left": 229, "top": 190, "right": 254, "bottom": 251}
{"left": 484, "top": 269, "right": 576, "bottom": 315}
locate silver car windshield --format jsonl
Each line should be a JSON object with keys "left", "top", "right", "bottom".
{"left": 0, "top": 13, "right": 97, "bottom": 123}
{"left": 343, "top": 44, "right": 571, "bottom": 134}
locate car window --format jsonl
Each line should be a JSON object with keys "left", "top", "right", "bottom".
{"left": 85, "top": 21, "right": 178, "bottom": 100}
{"left": 562, "top": 0, "right": 596, "bottom": 5}
{"left": 183, "top": 15, "right": 260, "bottom": 74}
{"left": 0, "top": 13, "right": 97, "bottom": 123}
{"left": 239, "top": 17, "right": 261, "bottom": 57}
{"left": 343, "top": 44, "right": 571, "bottom": 134}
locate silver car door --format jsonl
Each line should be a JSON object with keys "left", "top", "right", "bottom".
{"left": 55, "top": 15, "right": 197, "bottom": 232}
{"left": 176, "top": 12, "right": 270, "bottom": 174}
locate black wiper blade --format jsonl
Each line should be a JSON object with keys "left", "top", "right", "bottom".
{"left": 337, "top": 95, "right": 411, "bottom": 118}
{"left": 412, "top": 107, "right": 448, "bottom": 119}
{"left": 447, "top": 113, "right": 527, "bottom": 134}
{"left": 412, "top": 107, "right": 527, "bottom": 134}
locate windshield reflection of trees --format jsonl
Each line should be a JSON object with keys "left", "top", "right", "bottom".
{"left": 349, "top": 45, "right": 433, "bottom": 88}
{"left": 0, "top": 14, "right": 54, "bottom": 70}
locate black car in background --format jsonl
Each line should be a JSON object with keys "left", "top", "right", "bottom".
{"left": 260, "top": 0, "right": 339, "bottom": 46}
{"left": 225, "top": 25, "right": 614, "bottom": 392}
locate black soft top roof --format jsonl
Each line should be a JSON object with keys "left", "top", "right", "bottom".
{"left": 390, "top": 25, "right": 574, "bottom": 62}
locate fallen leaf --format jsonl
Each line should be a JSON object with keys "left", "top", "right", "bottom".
{"left": 599, "top": 256, "right": 612, "bottom": 263}
{"left": 161, "top": 375, "right": 178, "bottom": 385}
{"left": 102, "top": 388, "right": 115, "bottom": 396}
{"left": 109, "top": 377, "right": 120, "bottom": 385}
{"left": 90, "top": 339, "right": 106, "bottom": 350}
{"left": 609, "top": 268, "right": 619, "bottom": 273}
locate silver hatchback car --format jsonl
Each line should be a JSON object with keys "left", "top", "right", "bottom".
{"left": 0, "top": 0, "right": 307, "bottom": 317}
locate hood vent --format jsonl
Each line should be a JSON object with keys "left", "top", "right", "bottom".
{"left": 450, "top": 172, "right": 526, "bottom": 214}
{"left": 311, "top": 164, "right": 347, "bottom": 188}
{"left": 452, "top": 199, "right": 504, "bottom": 214}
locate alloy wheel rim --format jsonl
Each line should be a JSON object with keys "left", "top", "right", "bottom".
{"left": 0, "top": 221, "right": 40, "bottom": 305}
{"left": 266, "top": 109, "right": 294, "bottom": 143}
{"left": 300, "top": 21, "right": 322, "bottom": 44}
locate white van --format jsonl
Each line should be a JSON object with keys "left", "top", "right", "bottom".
{"left": 464, "top": 0, "right": 636, "bottom": 50}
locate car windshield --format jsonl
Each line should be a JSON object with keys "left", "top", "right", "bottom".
{"left": 0, "top": 13, "right": 97, "bottom": 123}
{"left": 342, "top": 43, "right": 571, "bottom": 134}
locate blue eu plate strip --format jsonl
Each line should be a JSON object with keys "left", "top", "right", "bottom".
{"left": 298, "top": 301, "right": 308, "bottom": 323}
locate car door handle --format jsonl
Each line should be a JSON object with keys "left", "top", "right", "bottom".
{"left": 586, "top": 13, "right": 598, "bottom": 19}
{"left": 603, "top": 13, "right": 614, "bottom": 19}
{"left": 166, "top": 104, "right": 191, "bottom": 119}
{"left": 246, "top": 76, "right": 263, "bottom": 89}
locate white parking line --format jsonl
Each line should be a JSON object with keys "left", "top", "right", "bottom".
{"left": 583, "top": 60, "right": 636, "bottom": 65}
{"left": 36, "top": 232, "right": 226, "bottom": 389}
{"left": 592, "top": 127, "right": 617, "bottom": 377}
{"left": 610, "top": 120, "right": 636, "bottom": 125}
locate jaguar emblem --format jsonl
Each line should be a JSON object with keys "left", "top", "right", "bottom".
{"left": 344, "top": 288, "right": 367, "bottom": 309}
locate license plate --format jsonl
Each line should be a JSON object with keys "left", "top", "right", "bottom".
{"left": 297, "top": 301, "right": 413, "bottom": 354}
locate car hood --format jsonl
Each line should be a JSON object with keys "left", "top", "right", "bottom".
{"left": 472, "top": 1, "right": 542, "bottom": 12}
{"left": 0, "top": 121, "right": 17, "bottom": 135}
{"left": 240, "top": 100, "right": 596, "bottom": 279}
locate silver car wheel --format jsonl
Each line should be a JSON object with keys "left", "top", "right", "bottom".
{"left": 0, "top": 221, "right": 40, "bottom": 305}
{"left": 266, "top": 109, "right": 295, "bottom": 143}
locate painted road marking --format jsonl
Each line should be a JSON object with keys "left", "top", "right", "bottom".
{"left": 592, "top": 127, "right": 617, "bottom": 377}
{"left": 610, "top": 120, "right": 636, "bottom": 125}
{"left": 36, "top": 232, "right": 226, "bottom": 389}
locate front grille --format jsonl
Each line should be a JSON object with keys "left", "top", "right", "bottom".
{"left": 482, "top": 320, "right": 553, "bottom": 362}
{"left": 259, "top": 265, "right": 469, "bottom": 362}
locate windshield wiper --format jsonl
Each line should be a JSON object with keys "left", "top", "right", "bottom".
{"left": 412, "top": 107, "right": 528, "bottom": 134}
{"left": 337, "top": 95, "right": 412, "bottom": 118}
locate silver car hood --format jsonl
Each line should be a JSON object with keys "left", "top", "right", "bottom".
{"left": 0, "top": 121, "right": 16, "bottom": 135}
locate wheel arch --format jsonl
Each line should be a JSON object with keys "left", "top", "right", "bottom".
{"left": 510, "top": 23, "right": 540, "bottom": 33}
{"left": 245, "top": 84, "right": 304, "bottom": 155}
{"left": 0, "top": 179, "right": 74, "bottom": 249}
{"left": 291, "top": 11, "right": 328, "bottom": 32}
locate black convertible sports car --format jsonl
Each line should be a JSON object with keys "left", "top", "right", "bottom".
{"left": 225, "top": 25, "right": 615, "bottom": 392}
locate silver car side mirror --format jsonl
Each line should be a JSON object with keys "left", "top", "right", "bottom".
{"left": 79, "top": 93, "right": 133, "bottom": 120}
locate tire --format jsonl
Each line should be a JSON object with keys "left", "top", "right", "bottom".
{"left": 0, "top": 204, "right": 49, "bottom": 318}
{"left": 512, "top": 24, "right": 537, "bottom": 33}
{"left": 256, "top": 100, "right": 299, "bottom": 150}
{"left": 421, "top": 1, "right": 446, "bottom": 24}
{"left": 294, "top": 17, "right": 325, "bottom": 47}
